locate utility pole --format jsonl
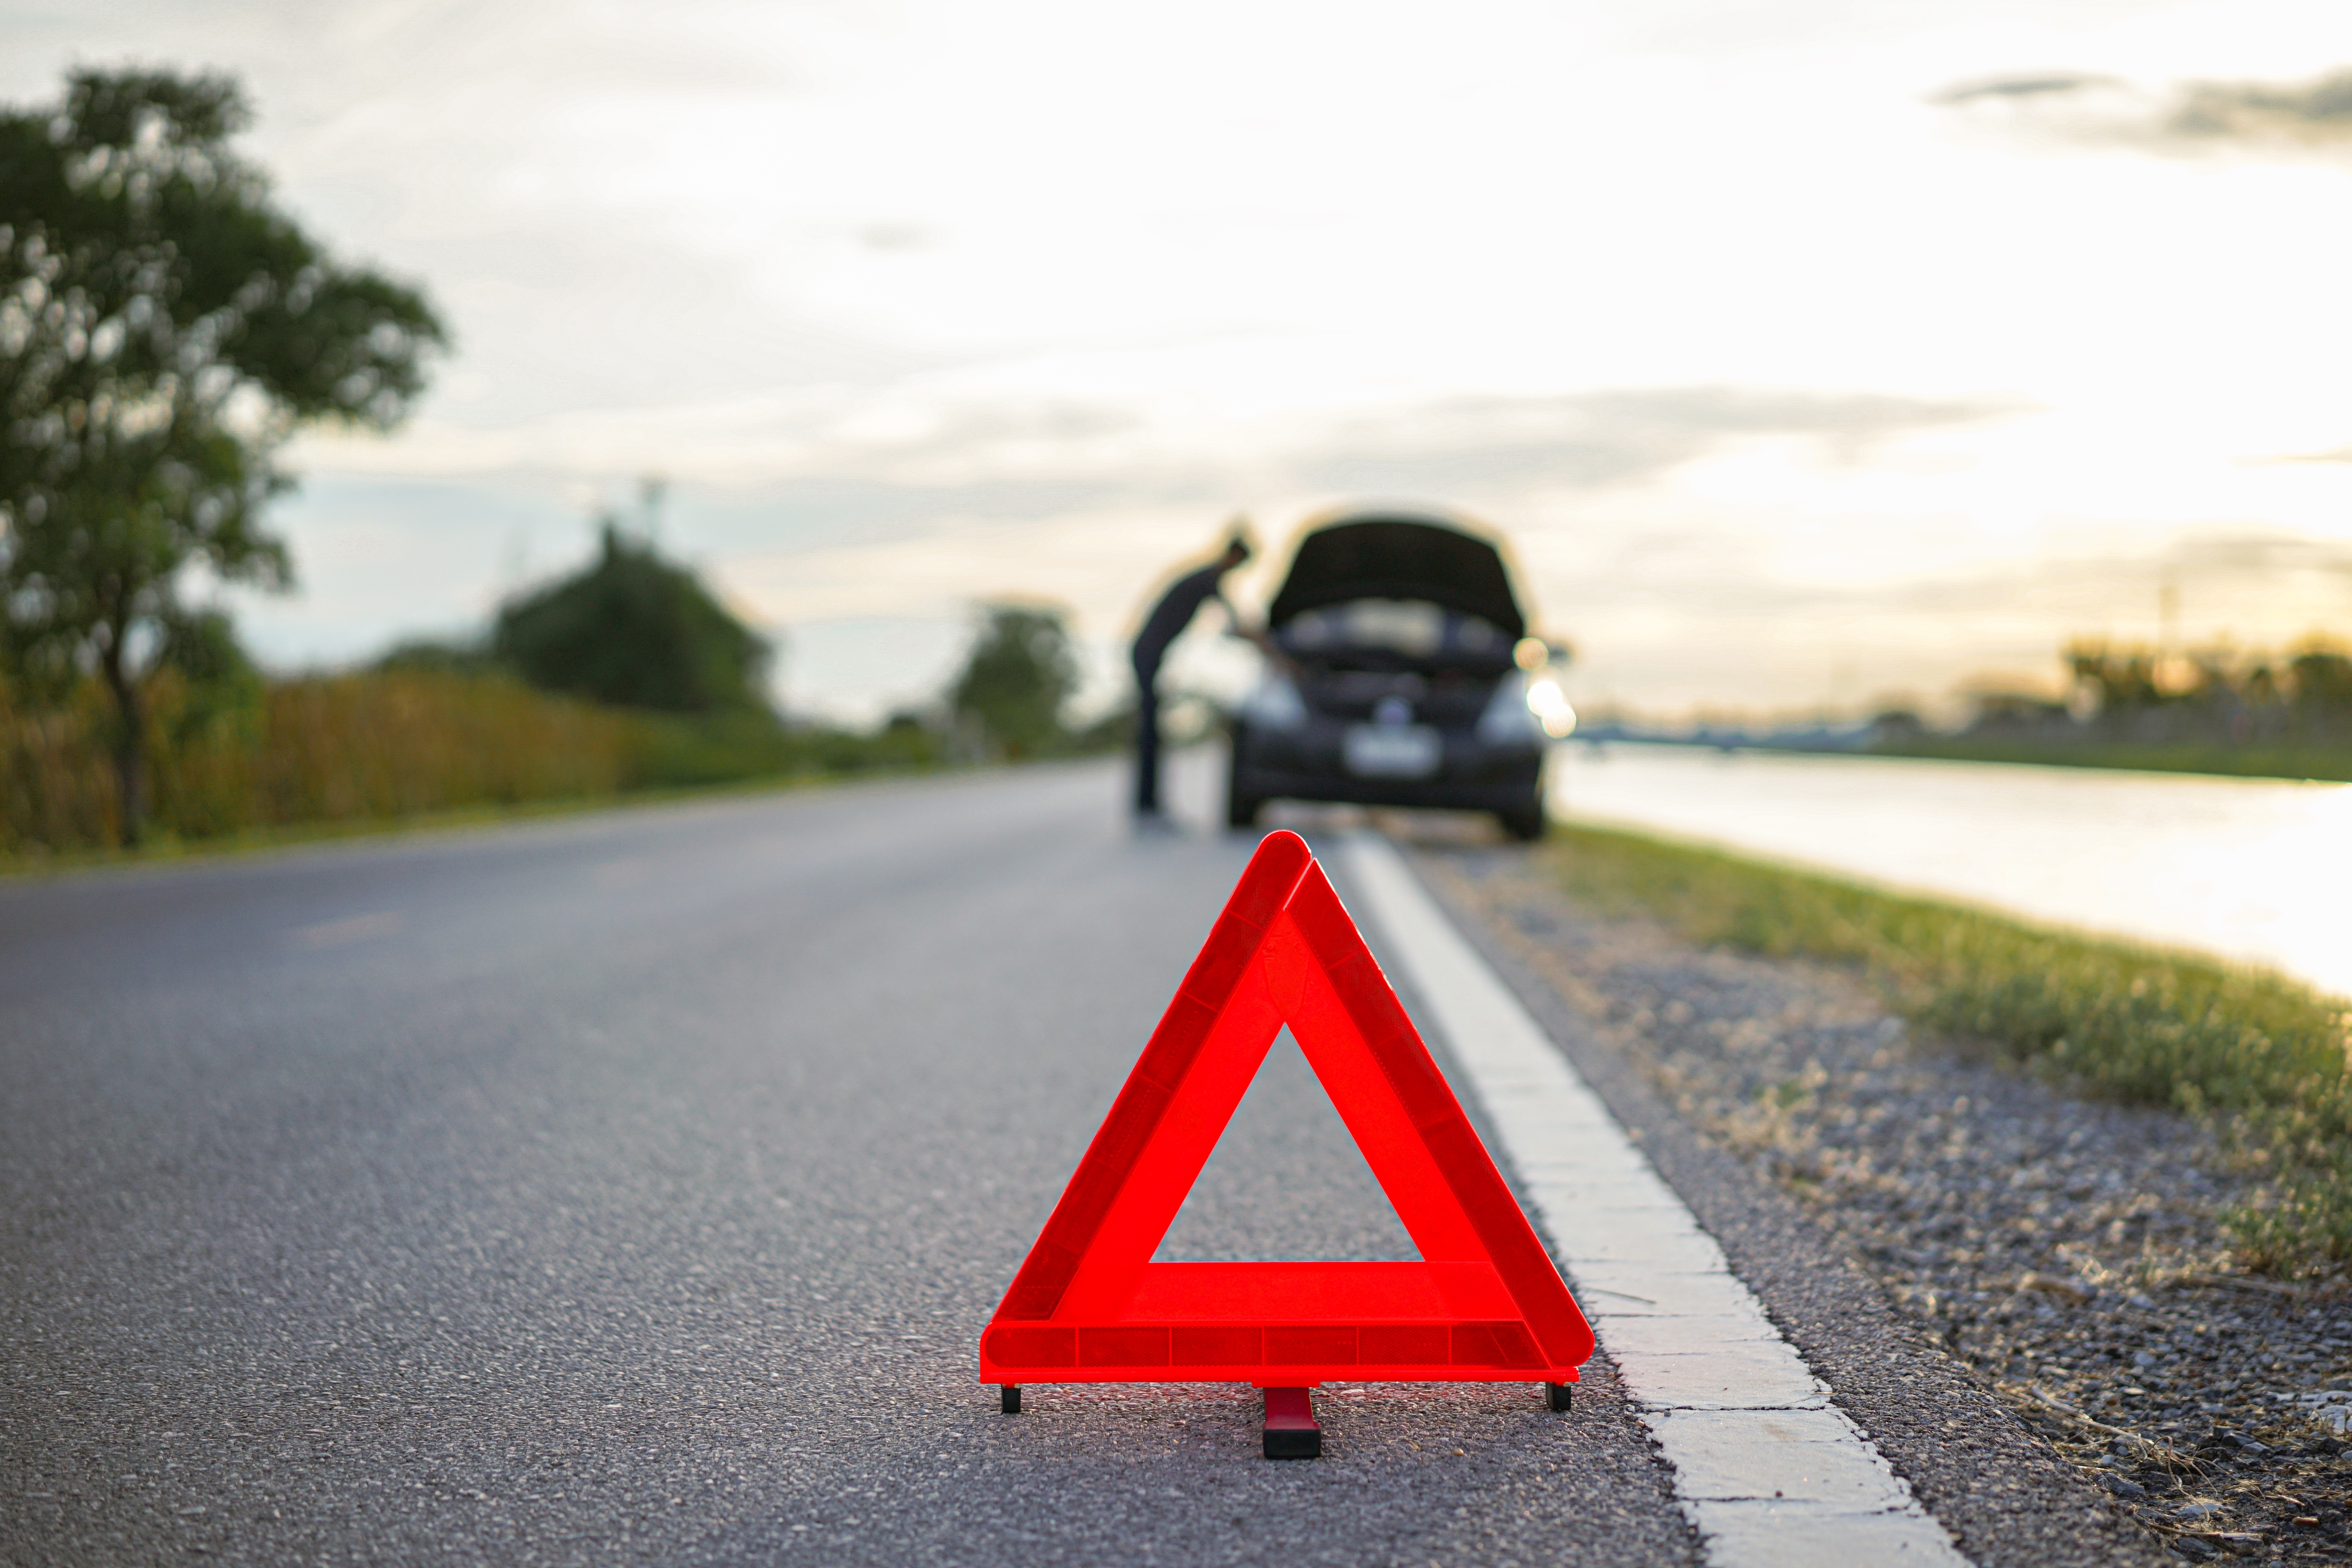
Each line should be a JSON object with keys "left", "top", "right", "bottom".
{"left": 2158, "top": 568, "right": 2181, "bottom": 693}
{"left": 639, "top": 474, "right": 668, "bottom": 547}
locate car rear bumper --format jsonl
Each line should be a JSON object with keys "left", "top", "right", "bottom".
{"left": 1232, "top": 724, "right": 1543, "bottom": 812}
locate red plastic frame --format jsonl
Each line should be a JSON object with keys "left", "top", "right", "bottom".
{"left": 980, "top": 830, "right": 1594, "bottom": 1388}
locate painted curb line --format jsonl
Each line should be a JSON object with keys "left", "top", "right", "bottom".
{"left": 1343, "top": 833, "right": 1972, "bottom": 1568}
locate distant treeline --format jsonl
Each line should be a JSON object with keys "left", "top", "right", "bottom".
{"left": 0, "top": 528, "right": 1124, "bottom": 860}
{"left": 1877, "top": 637, "right": 2352, "bottom": 782}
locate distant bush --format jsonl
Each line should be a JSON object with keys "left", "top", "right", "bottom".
{"left": 494, "top": 525, "right": 770, "bottom": 715}
{"left": 950, "top": 603, "right": 1081, "bottom": 761}
{"left": 621, "top": 710, "right": 944, "bottom": 790}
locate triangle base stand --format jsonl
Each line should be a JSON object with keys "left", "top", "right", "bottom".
{"left": 1261, "top": 1387, "right": 1320, "bottom": 1460}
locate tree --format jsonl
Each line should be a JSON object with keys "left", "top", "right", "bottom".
{"left": 2291, "top": 645, "right": 2352, "bottom": 733}
{"left": 2065, "top": 641, "right": 2164, "bottom": 722}
{"left": 0, "top": 69, "right": 444, "bottom": 842}
{"left": 950, "top": 603, "right": 1078, "bottom": 760}
{"left": 492, "top": 522, "right": 771, "bottom": 714}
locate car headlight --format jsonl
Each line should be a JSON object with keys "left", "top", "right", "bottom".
{"left": 1239, "top": 674, "right": 1308, "bottom": 729}
{"left": 1479, "top": 672, "right": 1577, "bottom": 742}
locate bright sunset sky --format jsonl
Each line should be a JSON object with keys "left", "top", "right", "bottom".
{"left": 7, "top": 0, "right": 2351, "bottom": 721}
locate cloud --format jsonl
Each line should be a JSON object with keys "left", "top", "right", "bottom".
{"left": 688, "top": 382, "right": 2017, "bottom": 648}
{"left": 856, "top": 223, "right": 933, "bottom": 253}
{"left": 1292, "top": 386, "right": 2011, "bottom": 501}
{"left": 2159, "top": 531, "right": 2352, "bottom": 583}
{"left": 1932, "top": 74, "right": 2124, "bottom": 107}
{"left": 2167, "top": 70, "right": 2352, "bottom": 146}
{"left": 1933, "top": 66, "right": 2352, "bottom": 158}
{"left": 306, "top": 375, "right": 2009, "bottom": 514}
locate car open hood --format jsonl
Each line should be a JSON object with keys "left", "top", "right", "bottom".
{"left": 1266, "top": 513, "right": 1526, "bottom": 638}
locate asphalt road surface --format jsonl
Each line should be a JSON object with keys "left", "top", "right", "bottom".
{"left": 3, "top": 757, "right": 1696, "bottom": 1567}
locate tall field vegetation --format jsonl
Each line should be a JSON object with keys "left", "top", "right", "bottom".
{"left": 0, "top": 668, "right": 855, "bottom": 860}
{"left": 1546, "top": 824, "right": 2352, "bottom": 1277}
{"left": 1, "top": 592, "right": 1122, "bottom": 862}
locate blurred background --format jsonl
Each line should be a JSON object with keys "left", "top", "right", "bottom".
{"left": 4, "top": 0, "right": 2351, "bottom": 852}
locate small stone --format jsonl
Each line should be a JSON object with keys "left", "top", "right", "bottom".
{"left": 2019, "top": 1271, "right": 2093, "bottom": 1305}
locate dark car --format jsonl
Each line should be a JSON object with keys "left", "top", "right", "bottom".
{"left": 1225, "top": 510, "right": 1572, "bottom": 840}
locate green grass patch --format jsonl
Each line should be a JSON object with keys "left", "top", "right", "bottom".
{"left": 1543, "top": 823, "right": 2352, "bottom": 1277}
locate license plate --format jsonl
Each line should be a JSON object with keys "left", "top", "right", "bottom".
{"left": 1344, "top": 724, "right": 1441, "bottom": 779}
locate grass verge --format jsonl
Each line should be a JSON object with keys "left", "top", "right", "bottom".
{"left": 1542, "top": 823, "right": 2352, "bottom": 1278}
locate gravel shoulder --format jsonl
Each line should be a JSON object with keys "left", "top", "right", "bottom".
{"left": 1409, "top": 837, "right": 2352, "bottom": 1567}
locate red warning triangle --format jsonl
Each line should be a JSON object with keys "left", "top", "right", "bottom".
{"left": 980, "top": 830, "right": 1594, "bottom": 1387}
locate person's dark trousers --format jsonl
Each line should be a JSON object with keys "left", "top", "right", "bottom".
{"left": 1132, "top": 654, "right": 1162, "bottom": 816}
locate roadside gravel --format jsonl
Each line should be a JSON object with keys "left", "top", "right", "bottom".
{"left": 1415, "top": 840, "right": 2352, "bottom": 1566}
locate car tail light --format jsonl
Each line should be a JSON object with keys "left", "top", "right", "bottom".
{"left": 1479, "top": 672, "right": 1576, "bottom": 742}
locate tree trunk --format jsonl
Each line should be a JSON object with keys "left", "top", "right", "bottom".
{"left": 99, "top": 639, "right": 146, "bottom": 848}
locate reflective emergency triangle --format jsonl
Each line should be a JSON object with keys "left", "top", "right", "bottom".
{"left": 980, "top": 830, "right": 1594, "bottom": 1387}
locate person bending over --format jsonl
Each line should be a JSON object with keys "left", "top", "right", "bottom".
{"left": 1130, "top": 529, "right": 1255, "bottom": 822}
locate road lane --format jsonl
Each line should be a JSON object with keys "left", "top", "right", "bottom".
{"left": 3, "top": 762, "right": 1692, "bottom": 1566}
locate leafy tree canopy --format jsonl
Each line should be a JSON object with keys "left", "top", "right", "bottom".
{"left": 0, "top": 67, "right": 445, "bottom": 837}
{"left": 951, "top": 603, "right": 1078, "bottom": 760}
{"left": 492, "top": 523, "right": 772, "bottom": 715}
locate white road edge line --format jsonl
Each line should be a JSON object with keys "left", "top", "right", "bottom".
{"left": 1343, "top": 832, "right": 1972, "bottom": 1568}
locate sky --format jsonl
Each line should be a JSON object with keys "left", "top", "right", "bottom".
{"left": 7, "top": 0, "right": 2352, "bottom": 723}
